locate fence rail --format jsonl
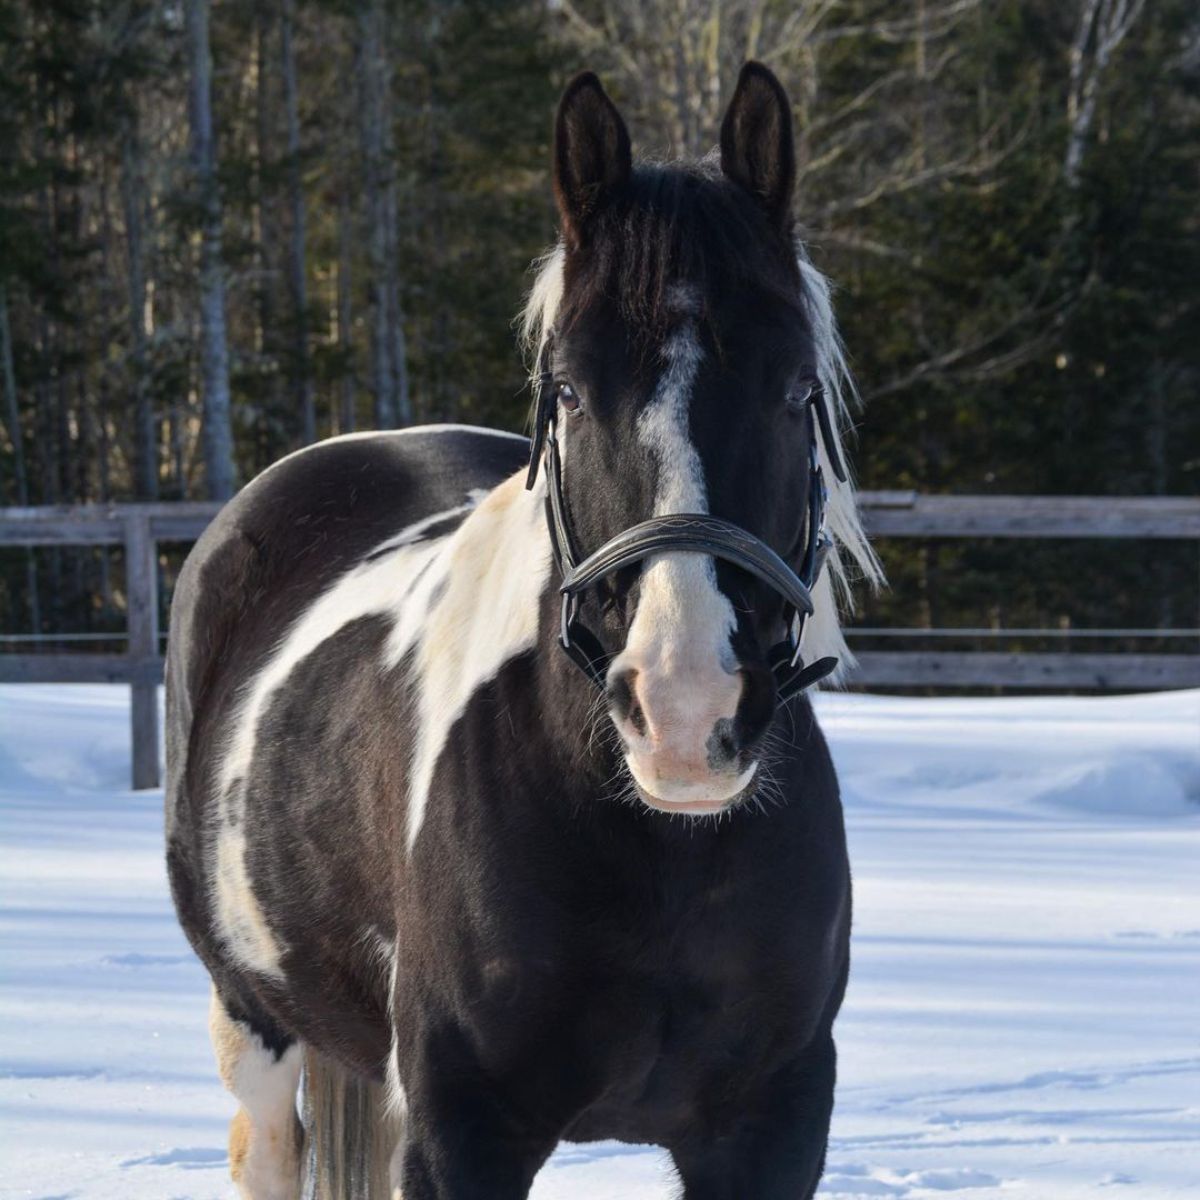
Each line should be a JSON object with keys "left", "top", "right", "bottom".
{"left": 858, "top": 491, "right": 1200, "bottom": 538}
{"left": 2, "top": 493, "right": 1198, "bottom": 788}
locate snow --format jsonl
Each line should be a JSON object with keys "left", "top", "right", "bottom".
{"left": 1, "top": 684, "right": 1198, "bottom": 1199}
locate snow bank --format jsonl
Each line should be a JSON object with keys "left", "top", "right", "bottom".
{"left": 1, "top": 684, "right": 1197, "bottom": 1199}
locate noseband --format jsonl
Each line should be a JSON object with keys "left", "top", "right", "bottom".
{"left": 525, "top": 345, "right": 844, "bottom": 704}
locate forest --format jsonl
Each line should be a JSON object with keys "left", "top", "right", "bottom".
{"left": 1, "top": 0, "right": 1197, "bottom": 651}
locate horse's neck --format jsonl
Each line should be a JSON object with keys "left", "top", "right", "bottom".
{"left": 403, "top": 470, "right": 583, "bottom": 847}
{"left": 411, "top": 469, "right": 552, "bottom": 690}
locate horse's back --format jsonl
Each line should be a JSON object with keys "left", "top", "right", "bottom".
{"left": 168, "top": 424, "right": 526, "bottom": 750}
{"left": 167, "top": 426, "right": 526, "bottom": 717}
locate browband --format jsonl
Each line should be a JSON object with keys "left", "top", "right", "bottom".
{"left": 526, "top": 339, "right": 841, "bottom": 702}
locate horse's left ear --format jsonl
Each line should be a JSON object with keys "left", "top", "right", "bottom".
{"left": 719, "top": 62, "right": 796, "bottom": 230}
{"left": 554, "top": 71, "right": 632, "bottom": 248}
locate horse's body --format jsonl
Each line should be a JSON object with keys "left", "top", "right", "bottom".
{"left": 167, "top": 65, "right": 877, "bottom": 1200}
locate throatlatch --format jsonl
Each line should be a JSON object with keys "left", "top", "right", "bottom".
{"left": 525, "top": 347, "right": 843, "bottom": 703}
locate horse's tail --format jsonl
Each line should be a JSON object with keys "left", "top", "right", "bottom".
{"left": 303, "top": 1047, "right": 395, "bottom": 1200}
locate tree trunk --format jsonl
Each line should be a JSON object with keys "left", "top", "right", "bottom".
{"left": 0, "top": 282, "right": 42, "bottom": 632}
{"left": 336, "top": 180, "right": 356, "bottom": 432}
{"left": 1145, "top": 359, "right": 1174, "bottom": 630}
{"left": 121, "top": 113, "right": 158, "bottom": 499}
{"left": 96, "top": 376, "right": 115, "bottom": 611}
{"left": 281, "top": 0, "right": 314, "bottom": 444}
{"left": 0, "top": 286, "right": 28, "bottom": 507}
{"left": 254, "top": 5, "right": 285, "bottom": 474}
{"left": 186, "top": 0, "right": 236, "bottom": 499}
{"left": 356, "top": 0, "right": 409, "bottom": 428}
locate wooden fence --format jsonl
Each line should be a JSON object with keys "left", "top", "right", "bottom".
{"left": 2, "top": 493, "right": 1198, "bottom": 789}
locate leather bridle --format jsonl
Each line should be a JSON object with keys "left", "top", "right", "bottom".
{"left": 525, "top": 339, "right": 845, "bottom": 703}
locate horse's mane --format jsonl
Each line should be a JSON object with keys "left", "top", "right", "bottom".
{"left": 518, "top": 165, "right": 883, "bottom": 681}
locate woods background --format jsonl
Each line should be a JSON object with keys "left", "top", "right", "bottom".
{"left": 1, "top": 0, "right": 1197, "bottom": 656}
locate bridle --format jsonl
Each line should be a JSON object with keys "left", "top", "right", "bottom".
{"left": 525, "top": 338, "right": 845, "bottom": 704}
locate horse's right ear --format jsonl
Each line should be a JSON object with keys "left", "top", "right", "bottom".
{"left": 554, "top": 72, "right": 631, "bottom": 248}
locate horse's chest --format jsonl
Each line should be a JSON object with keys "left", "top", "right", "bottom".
{"left": 555, "top": 919, "right": 803, "bottom": 1140}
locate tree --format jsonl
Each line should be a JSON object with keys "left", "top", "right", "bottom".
{"left": 1065, "top": 0, "right": 1148, "bottom": 187}
{"left": 120, "top": 110, "right": 157, "bottom": 498}
{"left": 355, "top": 0, "right": 409, "bottom": 428}
{"left": 0, "top": 0, "right": 1195, "bottom": 646}
{"left": 185, "top": 0, "right": 235, "bottom": 499}
{"left": 281, "top": 0, "right": 314, "bottom": 443}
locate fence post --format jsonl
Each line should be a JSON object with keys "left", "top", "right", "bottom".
{"left": 125, "top": 513, "right": 160, "bottom": 789}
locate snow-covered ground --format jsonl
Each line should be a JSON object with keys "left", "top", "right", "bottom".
{"left": 1, "top": 684, "right": 1197, "bottom": 1199}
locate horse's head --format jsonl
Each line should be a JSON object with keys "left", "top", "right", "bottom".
{"left": 524, "top": 64, "right": 878, "bottom": 816}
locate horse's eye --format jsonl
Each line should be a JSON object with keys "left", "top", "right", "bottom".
{"left": 787, "top": 378, "right": 819, "bottom": 413}
{"left": 556, "top": 381, "right": 583, "bottom": 415}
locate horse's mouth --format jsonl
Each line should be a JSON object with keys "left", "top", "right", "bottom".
{"left": 626, "top": 760, "right": 759, "bottom": 817}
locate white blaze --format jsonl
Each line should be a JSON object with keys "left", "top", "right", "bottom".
{"left": 622, "top": 316, "right": 737, "bottom": 685}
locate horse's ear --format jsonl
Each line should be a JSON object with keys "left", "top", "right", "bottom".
{"left": 719, "top": 62, "right": 796, "bottom": 230}
{"left": 554, "top": 71, "right": 631, "bottom": 248}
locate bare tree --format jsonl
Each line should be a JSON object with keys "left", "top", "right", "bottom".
{"left": 553, "top": 1, "right": 1002, "bottom": 223}
{"left": 1065, "top": 0, "right": 1147, "bottom": 187}
{"left": 281, "top": 0, "right": 314, "bottom": 443}
{"left": 553, "top": 0, "right": 1051, "bottom": 405}
{"left": 185, "top": 0, "right": 236, "bottom": 499}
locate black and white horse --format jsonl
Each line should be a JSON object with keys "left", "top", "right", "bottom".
{"left": 166, "top": 63, "right": 880, "bottom": 1200}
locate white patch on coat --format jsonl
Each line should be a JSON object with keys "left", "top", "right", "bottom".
{"left": 212, "top": 448, "right": 550, "bottom": 967}
{"left": 397, "top": 472, "right": 551, "bottom": 850}
{"left": 384, "top": 1039, "right": 408, "bottom": 1123}
{"left": 366, "top": 497, "right": 481, "bottom": 556}
{"left": 379, "top": 935, "right": 409, "bottom": 1123}
{"left": 209, "top": 987, "right": 303, "bottom": 1200}
{"left": 212, "top": 533, "right": 448, "bottom": 979}
{"left": 211, "top": 450, "right": 513, "bottom": 976}
{"left": 213, "top": 815, "right": 288, "bottom": 980}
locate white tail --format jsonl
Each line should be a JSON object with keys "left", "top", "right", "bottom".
{"left": 303, "top": 1048, "right": 398, "bottom": 1200}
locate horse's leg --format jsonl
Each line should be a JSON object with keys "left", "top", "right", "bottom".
{"left": 209, "top": 985, "right": 305, "bottom": 1200}
{"left": 398, "top": 1119, "right": 552, "bottom": 1200}
{"left": 396, "top": 1071, "right": 555, "bottom": 1200}
{"left": 669, "top": 1034, "right": 837, "bottom": 1200}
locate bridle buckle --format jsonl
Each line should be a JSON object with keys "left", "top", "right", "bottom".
{"left": 559, "top": 591, "right": 578, "bottom": 650}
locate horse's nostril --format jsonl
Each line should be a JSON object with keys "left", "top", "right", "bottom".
{"left": 607, "top": 668, "right": 647, "bottom": 737}
{"left": 707, "top": 718, "right": 739, "bottom": 768}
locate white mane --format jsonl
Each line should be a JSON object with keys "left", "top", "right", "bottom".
{"left": 518, "top": 242, "right": 882, "bottom": 682}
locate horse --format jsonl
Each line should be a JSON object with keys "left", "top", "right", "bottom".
{"left": 165, "top": 62, "right": 880, "bottom": 1200}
